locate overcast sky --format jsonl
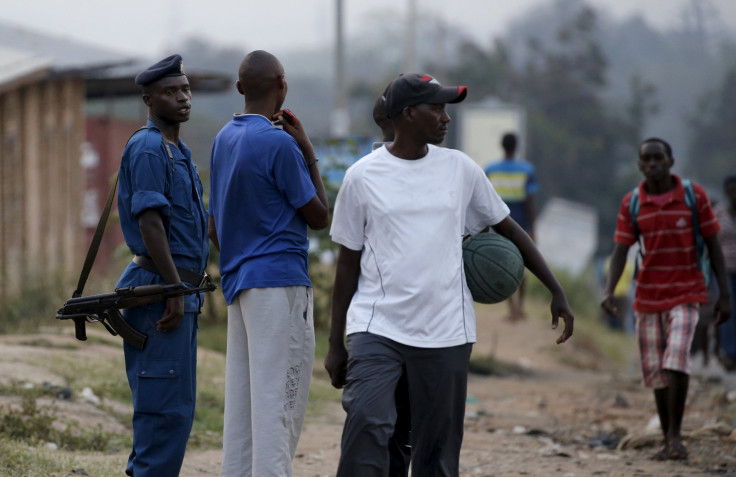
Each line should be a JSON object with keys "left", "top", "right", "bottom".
{"left": 3, "top": 0, "right": 736, "bottom": 59}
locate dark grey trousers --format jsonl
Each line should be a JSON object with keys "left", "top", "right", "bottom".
{"left": 337, "top": 332, "right": 472, "bottom": 477}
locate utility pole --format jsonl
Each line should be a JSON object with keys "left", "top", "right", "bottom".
{"left": 403, "top": 0, "right": 417, "bottom": 73}
{"left": 330, "top": 0, "right": 350, "bottom": 138}
{"left": 435, "top": 15, "right": 446, "bottom": 80}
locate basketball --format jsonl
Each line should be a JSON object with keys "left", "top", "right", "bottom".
{"left": 462, "top": 233, "right": 525, "bottom": 304}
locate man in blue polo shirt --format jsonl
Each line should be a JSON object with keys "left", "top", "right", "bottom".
{"left": 117, "top": 54, "right": 209, "bottom": 476}
{"left": 485, "top": 132, "right": 538, "bottom": 321}
{"left": 208, "top": 50, "right": 328, "bottom": 477}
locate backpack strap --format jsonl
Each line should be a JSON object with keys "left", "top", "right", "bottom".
{"left": 627, "top": 179, "right": 710, "bottom": 285}
{"left": 682, "top": 179, "right": 710, "bottom": 285}
{"left": 629, "top": 186, "right": 641, "bottom": 239}
{"left": 629, "top": 186, "right": 643, "bottom": 278}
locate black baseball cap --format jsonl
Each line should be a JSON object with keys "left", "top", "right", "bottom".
{"left": 135, "top": 54, "right": 185, "bottom": 86}
{"left": 382, "top": 74, "right": 468, "bottom": 118}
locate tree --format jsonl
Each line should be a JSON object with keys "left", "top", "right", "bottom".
{"left": 510, "top": 3, "right": 631, "bottom": 249}
{"left": 433, "top": 39, "right": 514, "bottom": 100}
{"left": 686, "top": 60, "right": 736, "bottom": 192}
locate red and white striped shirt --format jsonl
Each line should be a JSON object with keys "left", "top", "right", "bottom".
{"left": 614, "top": 175, "right": 720, "bottom": 312}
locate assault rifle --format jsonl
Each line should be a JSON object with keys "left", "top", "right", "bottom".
{"left": 56, "top": 277, "right": 217, "bottom": 350}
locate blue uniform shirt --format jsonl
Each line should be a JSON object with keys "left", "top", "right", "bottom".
{"left": 117, "top": 121, "right": 209, "bottom": 311}
{"left": 209, "top": 114, "right": 316, "bottom": 304}
{"left": 484, "top": 158, "right": 538, "bottom": 232}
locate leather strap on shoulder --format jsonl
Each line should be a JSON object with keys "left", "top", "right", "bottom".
{"left": 72, "top": 127, "right": 149, "bottom": 298}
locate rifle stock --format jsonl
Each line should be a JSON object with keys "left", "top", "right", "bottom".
{"left": 57, "top": 280, "right": 217, "bottom": 350}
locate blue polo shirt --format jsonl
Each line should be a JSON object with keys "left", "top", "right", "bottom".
{"left": 117, "top": 121, "right": 209, "bottom": 311}
{"left": 484, "top": 158, "right": 538, "bottom": 231}
{"left": 208, "top": 114, "right": 317, "bottom": 304}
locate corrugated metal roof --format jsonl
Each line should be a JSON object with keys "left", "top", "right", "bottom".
{"left": 0, "top": 20, "right": 230, "bottom": 96}
{"left": 0, "top": 45, "right": 50, "bottom": 87}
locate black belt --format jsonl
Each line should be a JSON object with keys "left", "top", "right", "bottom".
{"left": 133, "top": 255, "right": 207, "bottom": 286}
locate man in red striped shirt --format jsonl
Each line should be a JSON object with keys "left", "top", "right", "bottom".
{"left": 602, "top": 137, "right": 731, "bottom": 461}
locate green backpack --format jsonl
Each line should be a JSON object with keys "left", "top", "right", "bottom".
{"left": 629, "top": 179, "right": 710, "bottom": 285}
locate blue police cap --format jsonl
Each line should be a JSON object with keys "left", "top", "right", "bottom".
{"left": 135, "top": 54, "right": 185, "bottom": 86}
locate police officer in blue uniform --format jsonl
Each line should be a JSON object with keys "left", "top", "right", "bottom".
{"left": 116, "top": 54, "right": 209, "bottom": 476}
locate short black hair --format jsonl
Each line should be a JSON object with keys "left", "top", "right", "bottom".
{"left": 501, "top": 133, "right": 517, "bottom": 153}
{"left": 640, "top": 137, "right": 673, "bottom": 157}
{"left": 724, "top": 175, "right": 736, "bottom": 189}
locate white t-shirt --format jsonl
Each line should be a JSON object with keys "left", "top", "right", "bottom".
{"left": 330, "top": 144, "right": 510, "bottom": 348}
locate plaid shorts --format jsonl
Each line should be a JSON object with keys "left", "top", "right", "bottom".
{"left": 635, "top": 303, "right": 699, "bottom": 389}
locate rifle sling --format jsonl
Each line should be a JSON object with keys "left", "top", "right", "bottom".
{"left": 73, "top": 172, "right": 119, "bottom": 298}
{"left": 133, "top": 255, "right": 206, "bottom": 286}
{"left": 72, "top": 127, "right": 150, "bottom": 298}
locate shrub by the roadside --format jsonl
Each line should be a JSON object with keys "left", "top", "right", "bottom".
{"left": 0, "top": 392, "right": 130, "bottom": 452}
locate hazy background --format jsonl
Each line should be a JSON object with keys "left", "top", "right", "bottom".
{"left": 3, "top": 0, "right": 735, "bottom": 253}
{"left": 4, "top": 0, "right": 736, "bottom": 57}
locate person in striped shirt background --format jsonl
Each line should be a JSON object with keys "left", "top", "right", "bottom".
{"left": 601, "top": 137, "right": 731, "bottom": 462}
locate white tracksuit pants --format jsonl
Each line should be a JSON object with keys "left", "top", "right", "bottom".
{"left": 221, "top": 286, "right": 315, "bottom": 477}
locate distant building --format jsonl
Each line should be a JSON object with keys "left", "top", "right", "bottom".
{"left": 456, "top": 97, "right": 527, "bottom": 167}
{"left": 534, "top": 198, "right": 598, "bottom": 277}
{"left": 0, "top": 21, "right": 229, "bottom": 305}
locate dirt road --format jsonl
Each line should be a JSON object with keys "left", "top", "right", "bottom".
{"left": 1, "top": 303, "right": 735, "bottom": 476}
{"left": 182, "top": 305, "right": 736, "bottom": 476}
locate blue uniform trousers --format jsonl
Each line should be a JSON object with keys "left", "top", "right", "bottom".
{"left": 123, "top": 305, "right": 198, "bottom": 477}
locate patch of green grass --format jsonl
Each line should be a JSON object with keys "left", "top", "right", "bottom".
{"left": 191, "top": 385, "right": 224, "bottom": 449}
{"left": 0, "top": 437, "right": 65, "bottom": 476}
{"left": 0, "top": 381, "right": 65, "bottom": 400}
{"left": 198, "top": 321, "right": 227, "bottom": 354}
{"left": 526, "top": 267, "right": 601, "bottom": 320}
{"left": 307, "top": 377, "right": 343, "bottom": 419}
{"left": 80, "top": 332, "right": 124, "bottom": 347}
{"left": 314, "top": 328, "right": 331, "bottom": 360}
{"left": 310, "top": 263, "right": 336, "bottom": 330}
{"left": 0, "top": 394, "right": 130, "bottom": 452}
{"left": 189, "top": 352, "right": 226, "bottom": 449}
{"left": 0, "top": 274, "right": 67, "bottom": 334}
{"left": 26, "top": 352, "right": 131, "bottom": 405}
{"left": 309, "top": 377, "right": 343, "bottom": 403}
{"left": 468, "top": 353, "right": 532, "bottom": 377}
{"left": 525, "top": 268, "right": 636, "bottom": 369}
{"left": 16, "top": 338, "right": 81, "bottom": 350}
{"left": 0, "top": 437, "right": 125, "bottom": 476}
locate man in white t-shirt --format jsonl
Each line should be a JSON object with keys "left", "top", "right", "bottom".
{"left": 324, "top": 73, "right": 575, "bottom": 476}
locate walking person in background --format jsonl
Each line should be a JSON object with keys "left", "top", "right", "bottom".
{"left": 208, "top": 50, "right": 328, "bottom": 477}
{"left": 117, "top": 54, "right": 209, "bottom": 476}
{"left": 484, "top": 133, "right": 538, "bottom": 321}
{"left": 601, "top": 138, "right": 731, "bottom": 461}
{"left": 715, "top": 175, "right": 736, "bottom": 371}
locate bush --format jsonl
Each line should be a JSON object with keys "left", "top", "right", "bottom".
{"left": 0, "top": 392, "right": 128, "bottom": 452}
{"left": 525, "top": 265, "right": 636, "bottom": 368}
{"left": 310, "top": 263, "right": 336, "bottom": 331}
{"left": 526, "top": 266, "right": 601, "bottom": 320}
{"left": 0, "top": 274, "right": 67, "bottom": 334}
